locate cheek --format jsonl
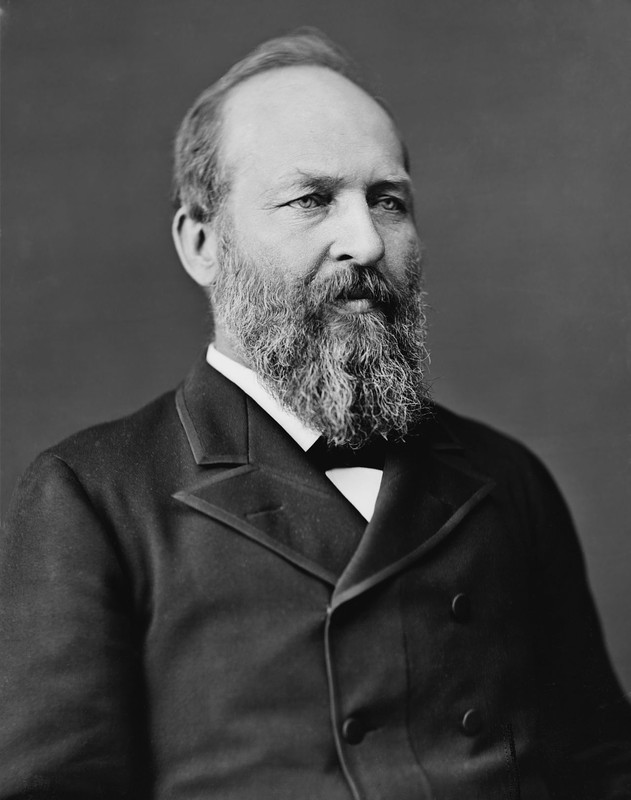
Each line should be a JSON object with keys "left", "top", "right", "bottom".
{"left": 385, "top": 229, "right": 421, "bottom": 267}
{"left": 382, "top": 236, "right": 423, "bottom": 293}
{"left": 238, "top": 217, "right": 322, "bottom": 267}
{"left": 266, "top": 235, "right": 332, "bottom": 281}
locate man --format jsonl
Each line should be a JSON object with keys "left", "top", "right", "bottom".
{"left": 1, "top": 29, "right": 630, "bottom": 800}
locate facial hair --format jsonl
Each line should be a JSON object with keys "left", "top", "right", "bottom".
{"left": 210, "top": 220, "right": 431, "bottom": 448}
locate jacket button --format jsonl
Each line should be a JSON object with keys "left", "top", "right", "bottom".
{"left": 461, "top": 708, "right": 482, "bottom": 736}
{"left": 342, "top": 717, "right": 365, "bottom": 745}
{"left": 451, "top": 593, "right": 471, "bottom": 622}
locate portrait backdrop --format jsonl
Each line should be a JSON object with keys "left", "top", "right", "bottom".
{"left": 2, "top": 0, "right": 630, "bottom": 690}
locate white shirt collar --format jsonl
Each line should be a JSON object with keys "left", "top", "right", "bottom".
{"left": 206, "top": 343, "right": 320, "bottom": 452}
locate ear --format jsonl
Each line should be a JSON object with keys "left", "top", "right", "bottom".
{"left": 171, "top": 207, "right": 220, "bottom": 287}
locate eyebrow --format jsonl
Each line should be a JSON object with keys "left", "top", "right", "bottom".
{"left": 371, "top": 178, "right": 414, "bottom": 198}
{"left": 273, "top": 172, "right": 342, "bottom": 196}
{"left": 270, "top": 170, "right": 413, "bottom": 198}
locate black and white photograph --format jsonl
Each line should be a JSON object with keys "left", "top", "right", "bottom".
{"left": 2, "top": 1, "right": 631, "bottom": 797}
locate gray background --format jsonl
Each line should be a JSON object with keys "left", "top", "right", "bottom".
{"left": 2, "top": 0, "right": 630, "bottom": 690}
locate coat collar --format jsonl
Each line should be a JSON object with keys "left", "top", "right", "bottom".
{"left": 174, "top": 354, "right": 366, "bottom": 583}
{"left": 173, "top": 354, "right": 495, "bottom": 604}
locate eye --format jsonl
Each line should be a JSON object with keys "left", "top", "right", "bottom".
{"left": 288, "top": 194, "right": 326, "bottom": 210}
{"left": 375, "top": 195, "right": 406, "bottom": 213}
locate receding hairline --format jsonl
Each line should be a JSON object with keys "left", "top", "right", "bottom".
{"left": 215, "top": 64, "right": 409, "bottom": 180}
{"left": 172, "top": 29, "right": 410, "bottom": 221}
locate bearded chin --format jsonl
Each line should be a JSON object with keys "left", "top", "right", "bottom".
{"left": 211, "top": 230, "right": 431, "bottom": 448}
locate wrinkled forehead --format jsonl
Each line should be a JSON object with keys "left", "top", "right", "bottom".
{"left": 218, "top": 66, "right": 409, "bottom": 190}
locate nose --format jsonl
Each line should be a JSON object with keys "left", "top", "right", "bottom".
{"left": 329, "top": 197, "right": 385, "bottom": 266}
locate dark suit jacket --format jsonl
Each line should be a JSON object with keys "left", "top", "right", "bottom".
{"left": 2, "top": 355, "right": 630, "bottom": 799}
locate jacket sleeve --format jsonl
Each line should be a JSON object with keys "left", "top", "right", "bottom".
{"left": 0, "top": 453, "right": 146, "bottom": 799}
{"left": 523, "top": 453, "right": 631, "bottom": 798}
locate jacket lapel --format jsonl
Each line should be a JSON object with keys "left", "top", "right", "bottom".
{"left": 174, "top": 356, "right": 496, "bottom": 599}
{"left": 173, "top": 356, "right": 366, "bottom": 584}
{"left": 332, "top": 416, "right": 496, "bottom": 607}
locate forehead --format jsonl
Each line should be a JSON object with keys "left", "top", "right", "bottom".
{"left": 219, "top": 66, "right": 408, "bottom": 194}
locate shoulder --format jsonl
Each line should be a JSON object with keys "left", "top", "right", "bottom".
{"left": 10, "top": 387, "right": 194, "bottom": 519}
{"left": 430, "top": 403, "right": 541, "bottom": 471}
{"left": 52, "top": 389, "right": 177, "bottom": 458}
{"left": 44, "top": 389, "right": 180, "bottom": 476}
{"left": 429, "top": 403, "right": 569, "bottom": 521}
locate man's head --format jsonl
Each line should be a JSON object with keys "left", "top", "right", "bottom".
{"left": 172, "top": 29, "right": 430, "bottom": 447}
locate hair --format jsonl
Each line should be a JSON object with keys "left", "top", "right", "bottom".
{"left": 172, "top": 27, "right": 407, "bottom": 223}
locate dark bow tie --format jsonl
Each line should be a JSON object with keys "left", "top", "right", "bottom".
{"left": 307, "top": 436, "right": 387, "bottom": 471}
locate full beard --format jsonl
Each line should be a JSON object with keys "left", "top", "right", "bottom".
{"left": 210, "top": 223, "right": 431, "bottom": 448}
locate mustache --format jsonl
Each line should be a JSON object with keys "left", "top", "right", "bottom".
{"left": 307, "top": 265, "right": 398, "bottom": 307}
